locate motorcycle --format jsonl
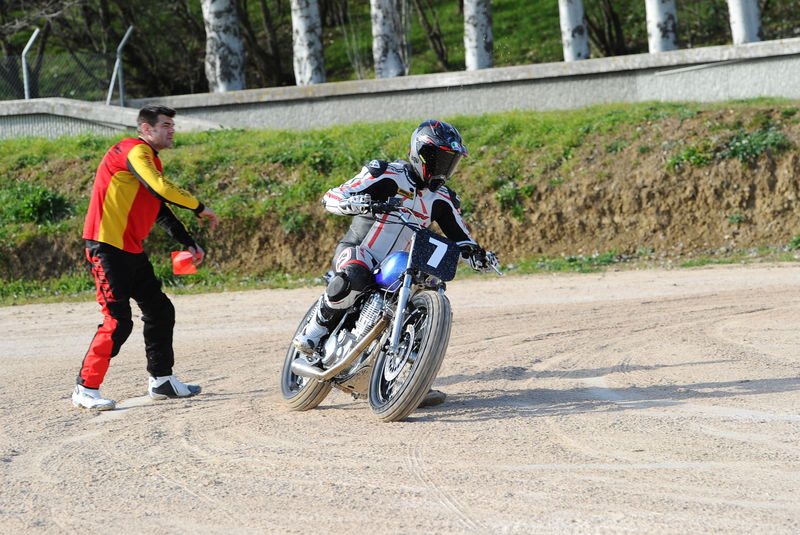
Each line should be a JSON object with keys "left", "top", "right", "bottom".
{"left": 279, "top": 198, "right": 501, "bottom": 422}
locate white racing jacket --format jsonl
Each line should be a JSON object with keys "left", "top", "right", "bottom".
{"left": 323, "top": 159, "right": 478, "bottom": 264}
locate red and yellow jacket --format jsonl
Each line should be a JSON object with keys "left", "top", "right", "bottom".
{"left": 83, "top": 138, "right": 203, "bottom": 253}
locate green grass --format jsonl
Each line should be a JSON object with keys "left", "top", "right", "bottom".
{"left": 0, "top": 101, "right": 760, "bottom": 234}
{"left": 667, "top": 121, "right": 794, "bottom": 171}
{"left": 6, "top": 245, "right": 800, "bottom": 306}
{"left": 0, "top": 265, "right": 328, "bottom": 306}
{"left": 3, "top": 99, "right": 800, "bottom": 305}
{"left": 513, "top": 251, "right": 625, "bottom": 274}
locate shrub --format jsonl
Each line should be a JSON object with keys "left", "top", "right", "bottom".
{"left": 721, "top": 126, "right": 792, "bottom": 163}
{"left": 0, "top": 182, "right": 73, "bottom": 224}
{"left": 667, "top": 124, "right": 792, "bottom": 171}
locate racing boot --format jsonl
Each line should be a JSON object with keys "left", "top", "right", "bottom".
{"left": 293, "top": 297, "right": 342, "bottom": 355}
{"left": 148, "top": 375, "right": 202, "bottom": 399}
{"left": 72, "top": 385, "right": 116, "bottom": 411}
{"left": 418, "top": 389, "right": 446, "bottom": 408}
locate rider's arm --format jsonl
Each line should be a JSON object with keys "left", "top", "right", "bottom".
{"left": 432, "top": 187, "right": 499, "bottom": 273}
{"left": 430, "top": 187, "right": 478, "bottom": 250}
{"left": 323, "top": 163, "right": 399, "bottom": 215}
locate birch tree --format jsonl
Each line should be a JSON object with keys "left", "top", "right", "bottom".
{"left": 412, "top": 0, "right": 449, "bottom": 70}
{"left": 463, "top": 0, "right": 493, "bottom": 70}
{"left": 201, "top": 0, "right": 246, "bottom": 92}
{"left": 370, "top": 0, "right": 408, "bottom": 78}
{"left": 291, "top": 0, "right": 326, "bottom": 85}
{"left": 728, "top": 0, "right": 761, "bottom": 44}
{"left": 558, "top": 0, "right": 589, "bottom": 61}
{"left": 645, "top": 0, "right": 678, "bottom": 52}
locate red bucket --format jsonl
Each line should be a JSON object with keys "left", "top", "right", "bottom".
{"left": 171, "top": 251, "right": 197, "bottom": 275}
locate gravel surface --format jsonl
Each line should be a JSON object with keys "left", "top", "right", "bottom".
{"left": 1, "top": 264, "right": 799, "bottom": 534}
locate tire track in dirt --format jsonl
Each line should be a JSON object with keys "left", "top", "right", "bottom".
{"left": 3, "top": 267, "right": 800, "bottom": 534}
{"left": 405, "top": 442, "right": 488, "bottom": 533}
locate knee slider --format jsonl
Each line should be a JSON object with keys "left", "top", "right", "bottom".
{"left": 326, "top": 273, "right": 351, "bottom": 302}
{"left": 342, "top": 263, "right": 374, "bottom": 291}
{"left": 326, "top": 264, "right": 373, "bottom": 302}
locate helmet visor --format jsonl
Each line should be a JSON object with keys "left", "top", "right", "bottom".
{"left": 419, "top": 144, "right": 464, "bottom": 181}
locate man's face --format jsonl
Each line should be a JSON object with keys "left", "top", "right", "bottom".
{"left": 141, "top": 114, "right": 175, "bottom": 151}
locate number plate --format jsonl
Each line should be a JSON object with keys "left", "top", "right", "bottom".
{"left": 410, "top": 228, "right": 461, "bottom": 281}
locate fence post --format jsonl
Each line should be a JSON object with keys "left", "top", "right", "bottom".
{"left": 21, "top": 27, "right": 41, "bottom": 100}
{"left": 106, "top": 26, "right": 134, "bottom": 106}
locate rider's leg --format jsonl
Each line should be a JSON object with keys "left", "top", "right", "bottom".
{"left": 293, "top": 246, "right": 376, "bottom": 354}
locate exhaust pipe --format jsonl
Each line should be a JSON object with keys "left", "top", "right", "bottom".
{"left": 291, "top": 318, "right": 388, "bottom": 381}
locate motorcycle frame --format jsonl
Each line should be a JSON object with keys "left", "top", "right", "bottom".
{"left": 290, "top": 203, "right": 451, "bottom": 382}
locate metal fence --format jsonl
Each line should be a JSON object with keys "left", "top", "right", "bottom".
{"left": 0, "top": 52, "right": 112, "bottom": 102}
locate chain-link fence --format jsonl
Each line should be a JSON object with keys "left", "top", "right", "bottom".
{"left": 0, "top": 53, "right": 114, "bottom": 102}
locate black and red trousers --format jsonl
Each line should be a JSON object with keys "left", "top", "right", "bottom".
{"left": 77, "top": 241, "right": 175, "bottom": 388}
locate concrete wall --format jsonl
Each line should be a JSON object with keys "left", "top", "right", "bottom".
{"left": 2, "top": 38, "right": 800, "bottom": 139}
{"left": 0, "top": 98, "right": 221, "bottom": 140}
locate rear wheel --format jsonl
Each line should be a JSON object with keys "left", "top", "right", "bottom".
{"left": 368, "top": 291, "right": 451, "bottom": 422}
{"left": 280, "top": 300, "right": 332, "bottom": 411}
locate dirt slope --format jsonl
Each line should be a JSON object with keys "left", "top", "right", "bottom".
{"left": 1, "top": 264, "right": 798, "bottom": 534}
{"left": 5, "top": 105, "right": 800, "bottom": 282}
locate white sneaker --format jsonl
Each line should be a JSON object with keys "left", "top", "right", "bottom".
{"left": 72, "top": 385, "right": 116, "bottom": 411}
{"left": 148, "top": 375, "right": 201, "bottom": 400}
{"left": 292, "top": 317, "right": 329, "bottom": 355}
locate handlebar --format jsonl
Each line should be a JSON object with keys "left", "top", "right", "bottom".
{"left": 350, "top": 196, "right": 504, "bottom": 275}
{"left": 368, "top": 198, "right": 404, "bottom": 215}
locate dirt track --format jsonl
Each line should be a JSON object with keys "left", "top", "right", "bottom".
{"left": 1, "top": 264, "right": 799, "bottom": 534}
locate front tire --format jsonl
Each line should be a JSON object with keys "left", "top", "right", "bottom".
{"left": 368, "top": 291, "right": 452, "bottom": 422}
{"left": 280, "top": 300, "right": 332, "bottom": 411}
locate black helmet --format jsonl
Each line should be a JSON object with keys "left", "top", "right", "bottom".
{"left": 408, "top": 120, "right": 468, "bottom": 191}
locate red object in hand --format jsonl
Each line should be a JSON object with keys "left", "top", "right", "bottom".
{"left": 171, "top": 251, "right": 197, "bottom": 275}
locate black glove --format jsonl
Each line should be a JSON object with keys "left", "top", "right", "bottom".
{"left": 461, "top": 245, "right": 494, "bottom": 272}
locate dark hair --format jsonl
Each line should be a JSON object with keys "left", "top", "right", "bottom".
{"left": 137, "top": 105, "right": 176, "bottom": 127}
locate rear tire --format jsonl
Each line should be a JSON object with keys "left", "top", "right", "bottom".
{"left": 368, "top": 291, "right": 451, "bottom": 422}
{"left": 280, "top": 300, "right": 332, "bottom": 411}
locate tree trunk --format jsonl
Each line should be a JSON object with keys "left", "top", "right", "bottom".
{"left": 370, "top": 0, "right": 408, "bottom": 78}
{"left": 645, "top": 0, "right": 678, "bottom": 52}
{"left": 201, "top": 0, "right": 247, "bottom": 92}
{"left": 333, "top": 0, "right": 369, "bottom": 79}
{"left": 412, "top": 0, "right": 449, "bottom": 71}
{"left": 728, "top": 0, "right": 761, "bottom": 44}
{"left": 558, "top": 0, "right": 589, "bottom": 61}
{"left": 585, "top": 0, "right": 627, "bottom": 56}
{"left": 237, "top": 0, "right": 287, "bottom": 87}
{"left": 291, "top": 0, "right": 326, "bottom": 85}
{"left": 463, "top": 0, "right": 492, "bottom": 70}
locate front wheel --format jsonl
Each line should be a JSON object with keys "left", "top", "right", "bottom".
{"left": 368, "top": 291, "right": 452, "bottom": 422}
{"left": 280, "top": 299, "right": 332, "bottom": 411}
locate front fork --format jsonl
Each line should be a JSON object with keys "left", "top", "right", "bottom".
{"left": 386, "top": 255, "right": 415, "bottom": 355}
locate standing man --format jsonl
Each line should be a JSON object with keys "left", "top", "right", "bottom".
{"left": 72, "top": 105, "right": 218, "bottom": 411}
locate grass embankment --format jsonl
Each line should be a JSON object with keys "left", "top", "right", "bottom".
{"left": 2, "top": 99, "right": 800, "bottom": 306}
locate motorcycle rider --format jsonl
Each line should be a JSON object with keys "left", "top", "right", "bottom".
{"left": 293, "top": 120, "right": 497, "bottom": 405}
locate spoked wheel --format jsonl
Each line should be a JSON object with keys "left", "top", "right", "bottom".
{"left": 280, "top": 299, "right": 332, "bottom": 411}
{"left": 368, "top": 291, "right": 452, "bottom": 422}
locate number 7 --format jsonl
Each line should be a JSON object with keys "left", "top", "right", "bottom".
{"left": 427, "top": 237, "right": 447, "bottom": 268}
